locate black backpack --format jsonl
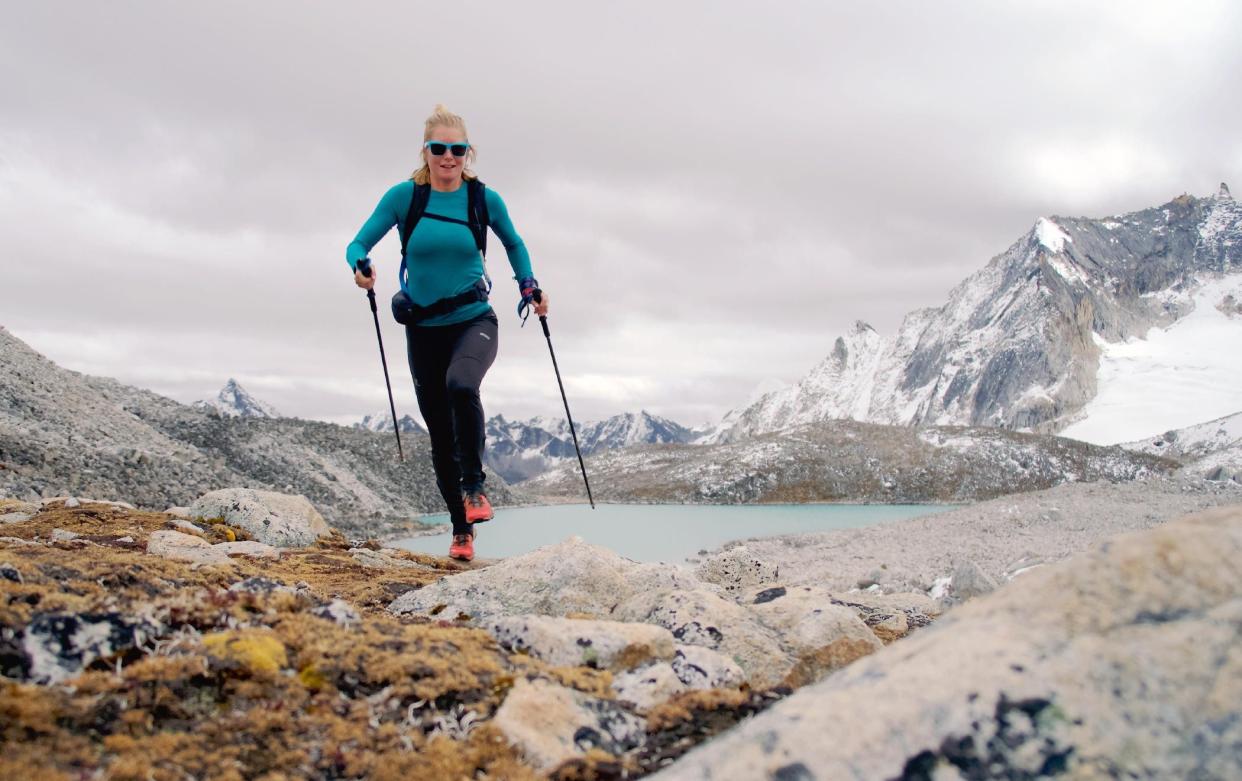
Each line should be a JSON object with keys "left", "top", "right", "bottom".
{"left": 391, "top": 179, "right": 493, "bottom": 325}
{"left": 398, "top": 178, "right": 490, "bottom": 264}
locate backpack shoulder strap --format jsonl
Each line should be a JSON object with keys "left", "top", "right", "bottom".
{"left": 466, "top": 179, "right": 489, "bottom": 258}
{"left": 400, "top": 183, "right": 431, "bottom": 259}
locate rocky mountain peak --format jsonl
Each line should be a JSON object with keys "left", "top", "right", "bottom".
{"left": 197, "top": 379, "right": 280, "bottom": 419}
{"left": 1034, "top": 217, "right": 1072, "bottom": 254}
{"left": 709, "top": 186, "right": 1242, "bottom": 441}
{"left": 1220, "top": 182, "right": 1233, "bottom": 200}
{"left": 356, "top": 411, "right": 425, "bottom": 434}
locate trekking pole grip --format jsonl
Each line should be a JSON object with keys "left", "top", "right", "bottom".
{"left": 357, "top": 258, "right": 377, "bottom": 312}
{"left": 532, "top": 289, "right": 550, "bottom": 337}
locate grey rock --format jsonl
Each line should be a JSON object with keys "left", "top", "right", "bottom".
{"left": 614, "top": 586, "right": 792, "bottom": 689}
{"left": 214, "top": 541, "right": 280, "bottom": 560}
{"left": 740, "top": 584, "right": 882, "bottom": 685}
{"left": 671, "top": 644, "right": 745, "bottom": 690}
{"left": 0, "top": 563, "right": 22, "bottom": 583}
{"left": 228, "top": 576, "right": 294, "bottom": 595}
{"left": 20, "top": 612, "right": 164, "bottom": 684}
{"left": 349, "top": 547, "right": 435, "bottom": 571}
{"left": 0, "top": 512, "right": 32, "bottom": 525}
{"left": 388, "top": 536, "right": 703, "bottom": 621}
{"left": 311, "top": 599, "right": 360, "bottom": 626}
{"left": 486, "top": 615, "right": 675, "bottom": 672}
{"left": 1206, "top": 465, "right": 1239, "bottom": 482}
{"left": 168, "top": 519, "right": 205, "bottom": 535}
{"left": 146, "top": 530, "right": 230, "bottom": 565}
{"left": 50, "top": 529, "right": 80, "bottom": 542}
{"left": 650, "top": 505, "right": 1242, "bottom": 780}
{"left": 611, "top": 662, "right": 687, "bottom": 712}
{"left": 41, "top": 497, "right": 134, "bottom": 510}
{"left": 856, "top": 568, "right": 888, "bottom": 589}
{"left": 492, "top": 678, "right": 645, "bottom": 771}
{"left": 950, "top": 559, "right": 999, "bottom": 601}
{"left": 693, "top": 545, "right": 779, "bottom": 596}
{"left": 188, "top": 488, "right": 330, "bottom": 548}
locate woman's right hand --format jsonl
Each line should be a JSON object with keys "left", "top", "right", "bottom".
{"left": 355, "top": 266, "right": 375, "bottom": 290}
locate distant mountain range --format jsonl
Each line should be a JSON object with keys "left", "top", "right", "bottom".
{"left": 192, "top": 381, "right": 698, "bottom": 484}
{"left": 703, "top": 184, "right": 1242, "bottom": 447}
{"left": 485, "top": 411, "right": 701, "bottom": 483}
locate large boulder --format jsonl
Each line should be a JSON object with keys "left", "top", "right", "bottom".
{"left": 187, "top": 489, "right": 330, "bottom": 548}
{"left": 613, "top": 586, "right": 792, "bottom": 689}
{"left": 388, "top": 536, "right": 703, "bottom": 621}
{"left": 485, "top": 615, "right": 676, "bottom": 672}
{"left": 650, "top": 505, "right": 1242, "bottom": 780}
{"left": 693, "top": 544, "right": 780, "bottom": 596}
{"left": 670, "top": 644, "right": 746, "bottom": 690}
{"left": 612, "top": 663, "right": 687, "bottom": 712}
{"left": 147, "top": 530, "right": 230, "bottom": 565}
{"left": 740, "top": 585, "right": 882, "bottom": 686}
{"left": 491, "top": 677, "right": 645, "bottom": 771}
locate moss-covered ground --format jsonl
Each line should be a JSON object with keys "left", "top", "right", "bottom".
{"left": 0, "top": 501, "right": 785, "bottom": 779}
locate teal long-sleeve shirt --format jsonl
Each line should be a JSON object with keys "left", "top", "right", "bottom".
{"left": 346, "top": 180, "right": 534, "bottom": 326}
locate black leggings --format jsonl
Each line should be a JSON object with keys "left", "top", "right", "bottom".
{"left": 405, "top": 309, "right": 499, "bottom": 535}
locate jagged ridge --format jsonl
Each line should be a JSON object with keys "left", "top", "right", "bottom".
{"left": 710, "top": 186, "right": 1242, "bottom": 442}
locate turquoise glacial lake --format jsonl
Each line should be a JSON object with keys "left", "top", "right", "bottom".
{"left": 391, "top": 503, "right": 952, "bottom": 564}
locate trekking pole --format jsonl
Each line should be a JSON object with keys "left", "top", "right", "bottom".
{"left": 357, "top": 258, "right": 404, "bottom": 461}
{"left": 533, "top": 291, "right": 594, "bottom": 509}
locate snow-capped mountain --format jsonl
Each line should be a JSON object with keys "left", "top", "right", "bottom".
{"left": 194, "top": 379, "right": 281, "bottom": 419}
{"left": 355, "top": 411, "right": 425, "bottom": 434}
{"left": 484, "top": 410, "right": 698, "bottom": 483}
{"left": 709, "top": 184, "right": 1242, "bottom": 444}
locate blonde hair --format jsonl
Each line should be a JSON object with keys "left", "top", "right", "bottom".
{"left": 411, "top": 104, "right": 478, "bottom": 185}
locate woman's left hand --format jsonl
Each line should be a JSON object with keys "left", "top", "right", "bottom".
{"left": 533, "top": 290, "right": 549, "bottom": 317}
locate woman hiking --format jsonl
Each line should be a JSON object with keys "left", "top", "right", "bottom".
{"left": 346, "top": 105, "right": 546, "bottom": 562}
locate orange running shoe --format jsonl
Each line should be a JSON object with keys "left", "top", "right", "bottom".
{"left": 463, "top": 491, "right": 494, "bottom": 524}
{"left": 449, "top": 531, "right": 475, "bottom": 562}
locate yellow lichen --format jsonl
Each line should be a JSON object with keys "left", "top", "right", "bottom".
{"left": 203, "top": 629, "right": 288, "bottom": 676}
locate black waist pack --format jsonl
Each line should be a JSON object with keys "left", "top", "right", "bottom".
{"left": 392, "top": 279, "right": 489, "bottom": 325}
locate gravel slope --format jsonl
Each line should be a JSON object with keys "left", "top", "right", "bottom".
{"left": 705, "top": 476, "right": 1242, "bottom": 594}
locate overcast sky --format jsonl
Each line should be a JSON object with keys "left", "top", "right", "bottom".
{"left": 3, "top": 1, "right": 1240, "bottom": 429}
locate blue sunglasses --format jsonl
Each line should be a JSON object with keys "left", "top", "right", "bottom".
{"left": 425, "top": 140, "right": 470, "bottom": 157}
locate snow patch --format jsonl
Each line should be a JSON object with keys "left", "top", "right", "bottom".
{"left": 1061, "top": 274, "right": 1242, "bottom": 445}
{"left": 1036, "top": 218, "right": 1072, "bottom": 253}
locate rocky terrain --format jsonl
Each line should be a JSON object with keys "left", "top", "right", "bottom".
{"left": 2, "top": 481, "right": 1239, "bottom": 779}
{"left": 0, "top": 327, "right": 520, "bottom": 537}
{"left": 528, "top": 419, "right": 1177, "bottom": 504}
{"left": 1120, "top": 410, "right": 1242, "bottom": 482}
{"left": 692, "top": 475, "right": 1242, "bottom": 595}
{"left": 706, "top": 185, "right": 1241, "bottom": 442}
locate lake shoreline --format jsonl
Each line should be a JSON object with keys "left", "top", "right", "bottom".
{"left": 389, "top": 502, "right": 954, "bottom": 562}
